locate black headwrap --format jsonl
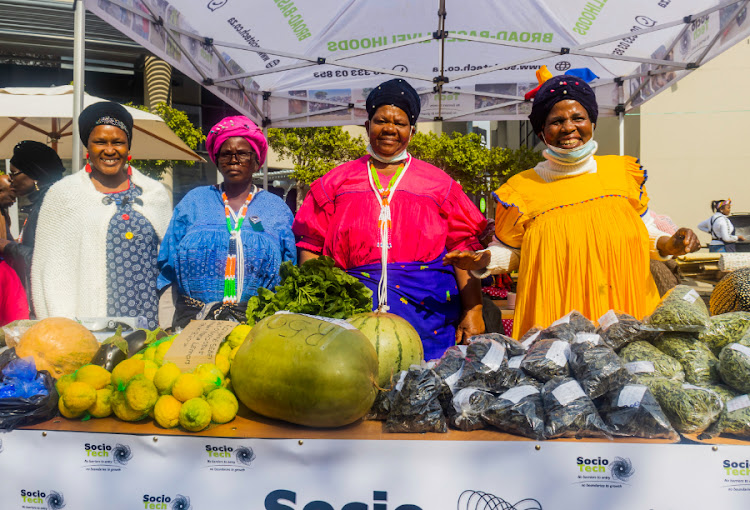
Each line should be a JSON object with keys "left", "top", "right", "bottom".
{"left": 528, "top": 75, "right": 598, "bottom": 135}
{"left": 78, "top": 101, "right": 134, "bottom": 146}
{"left": 10, "top": 141, "right": 65, "bottom": 186}
{"left": 366, "top": 79, "right": 421, "bottom": 125}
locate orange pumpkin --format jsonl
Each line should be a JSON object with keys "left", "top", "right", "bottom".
{"left": 16, "top": 318, "right": 99, "bottom": 379}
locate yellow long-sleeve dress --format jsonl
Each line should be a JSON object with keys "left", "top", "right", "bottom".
{"left": 493, "top": 155, "right": 661, "bottom": 338}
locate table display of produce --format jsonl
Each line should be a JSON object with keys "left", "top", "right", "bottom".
{"left": 4, "top": 261, "right": 750, "bottom": 509}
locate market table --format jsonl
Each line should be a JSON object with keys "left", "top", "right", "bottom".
{"left": 3, "top": 405, "right": 749, "bottom": 510}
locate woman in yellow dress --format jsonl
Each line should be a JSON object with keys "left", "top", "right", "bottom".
{"left": 445, "top": 71, "right": 700, "bottom": 338}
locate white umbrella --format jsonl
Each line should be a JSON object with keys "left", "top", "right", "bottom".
{"left": 0, "top": 85, "right": 204, "bottom": 162}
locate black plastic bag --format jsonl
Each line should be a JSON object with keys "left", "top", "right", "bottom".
{"left": 483, "top": 385, "right": 546, "bottom": 440}
{"left": 541, "top": 377, "right": 611, "bottom": 439}
{"left": 0, "top": 348, "right": 59, "bottom": 430}
{"left": 448, "top": 388, "right": 494, "bottom": 431}
{"left": 385, "top": 367, "right": 447, "bottom": 433}
{"left": 599, "top": 383, "right": 678, "bottom": 440}
{"left": 569, "top": 334, "right": 631, "bottom": 399}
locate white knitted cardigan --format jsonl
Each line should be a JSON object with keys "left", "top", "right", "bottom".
{"left": 31, "top": 167, "right": 173, "bottom": 320}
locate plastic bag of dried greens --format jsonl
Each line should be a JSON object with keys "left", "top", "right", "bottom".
{"left": 644, "top": 285, "right": 709, "bottom": 332}
{"left": 448, "top": 388, "right": 494, "bottom": 431}
{"left": 596, "top": 310, "right": 651, "bottom": 351}
{"left": 540, "top": 311, "right": 595, "bottom": 342}
{"left": 455, "top": 337, "right": 507, "bottom": 392}
{"left": 519, "top": 327, "right": 542, "bottom": 350}
{"left": 495, "top": 355, "right": 544, "bottom": 393}
{"left": 385, "top": 367, "right": 447, "bottom": 433}
{"left": 468, "top": 333, "right": 527, "bottom": 358}
{"left": 696, "top": 384, "right": 741, "bottom": 439}
{"left": 710, "top": 394, "right": 750, "bottom": 438}
{"left": 520, "top": 339, "right": 571, "bottom": 382}
{"left": 482, "top": 385, "right": 546, "bottom": 440}
{"left": 569, "top": 333, "right": 631, "bottom": 400}
{"left": 599, "top": 383, "right": 678, "bottom": 440}
{"left": 719, "top": 343, "right": 750, "bottom": 394}
{"left": 699, "top": 312, "right": 750, "bottom": 356}
{"left": 653, "top": 332, "right": 720, "bottom": 385}
{"left": 619, "top": 341, "right": 685, "bottom": 381}
{"left": 649, "top": 380, "right": 724, "bottom": 434}
{"left": 365, "top": 371, "right": 404, "bottom": 420}
{"left": 541, "top": 377, "right": 611, "bottom": 439}
{"left": 433, "top": 345, "right": 466, "bottom": 415}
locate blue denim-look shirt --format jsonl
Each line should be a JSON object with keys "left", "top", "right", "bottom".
{"left": 157, "top": 185, "right": 297, "bottom": 303}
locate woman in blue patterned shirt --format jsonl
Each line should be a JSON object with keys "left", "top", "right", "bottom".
{"left": 158, "top": 116, "right": 296, "bottom": 327}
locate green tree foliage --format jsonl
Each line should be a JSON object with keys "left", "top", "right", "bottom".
{"left": 408, "top": 131, "right": 544, "bottom": 194}
{"left": 126, "top": 103, "right": 205, "bottom": 180}
{"left": 267, "top": 127, "right": 367, "bottom": 185}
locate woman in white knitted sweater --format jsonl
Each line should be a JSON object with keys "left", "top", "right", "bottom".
{"left": 31, "top": 102, "right": 172, "bottom": 327}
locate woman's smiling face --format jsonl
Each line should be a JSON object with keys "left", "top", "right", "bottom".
{"left": 541, "top": 99, "right": 594, "bottom": 149}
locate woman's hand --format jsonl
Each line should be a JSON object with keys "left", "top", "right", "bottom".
{"left": 443, "top": 249, "right": 491, "bottom": 271}
{"left": 456, "top": 305, "right": 485, "bottom": 345}
{"left": 740, "top": 235, "right": 746, "bottom": 242}
{"left": 657, "top": 228, "right": 701, "bottom": 257}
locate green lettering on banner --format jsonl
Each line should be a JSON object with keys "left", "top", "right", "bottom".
{"left": 272, "top": 0, "right": 311, "bottom": 41}
{"left": 572, "top": 0, "right": 608, "bottom": 36}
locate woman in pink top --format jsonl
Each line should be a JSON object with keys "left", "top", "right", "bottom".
{"left": 293, "top": 79, "right": 487, "bottom": 360}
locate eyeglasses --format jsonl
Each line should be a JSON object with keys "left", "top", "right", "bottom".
{"left": 9, "top": 171, "right": 22, "bottom": 178}
{"left": 217, "top": 151, "right": 256, "bottom": 163}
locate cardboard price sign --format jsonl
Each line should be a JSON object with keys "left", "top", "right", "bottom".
{"left": 164, "top": 320, "right": 237, "bottom": 370}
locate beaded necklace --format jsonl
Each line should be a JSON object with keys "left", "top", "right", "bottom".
{"left": 366, "top": 155, "right": 411, "bottom": 312}
{"left": 221, "top": 184, "right": 256, "bottom": 304}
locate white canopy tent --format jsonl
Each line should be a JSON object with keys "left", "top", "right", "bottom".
{"left": 77, "top": 0, "right": 750, "bottom": 184}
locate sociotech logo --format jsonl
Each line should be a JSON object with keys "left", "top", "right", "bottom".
{"left": 142, "top": 494, "right": 191, "bottom": 510}
{"left": 264, "top": 490, "right": 422, "bottom": 509}
{"left": 574, "top": 456, "right": 635, "bottom": 488}
{"left": 81, "top": 442, "right": 133, "bottom": 472}
{"left": 721, "top": 458, "right": 750, "bottom": 491}
{"left": 204, "top": 443, "right": 256, "bottom": 472}
{"left": 19, "top": 489, "right": 65, "bottom": 510}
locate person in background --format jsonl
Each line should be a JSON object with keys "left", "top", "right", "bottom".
{"left": 293, "top": 79, "right": 487, "bottom": 360}
{"left": 0, "top": 141, "right": 65, "bottom": 313}
{"left": 0, "top": 260, "right": 29, "bottom": 326}
{"left": 698, "top": 199, "right": 744, "bottom": 252}
{"left": 31, "top": 102, "right": 172, "bottom": 327}
{"left": 445, "top": 69, "right": 700, "bottom": 338}
{"left": 0, "top": 174, "right": 15, "bottom": 240}
{"left": 158, "top": 116, "right": 296, "bottom": 328}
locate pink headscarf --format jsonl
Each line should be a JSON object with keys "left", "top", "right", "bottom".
{"left": 205, "top": 115, "right": 267, "bottom": 166}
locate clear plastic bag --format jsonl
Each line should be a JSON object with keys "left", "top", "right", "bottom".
{"left": 619, "top": 341, "right": 685, "bottom": 381}
{"left": 519, "top": 327, "right": 542, "bottom": 350}
{"left": 719, "top": 343, "right": 750, "bottom": 394}
{"left": 596, "top": 310, "right": 651, "bottom": 351}
{"left": 0, "top": 320, "right": 38, "bottom": 348}
{"left": 649, "top": 380, "right": 723, "bottom": 434}
{"left": 520, "top": 339, "right": 570, "bottom": 382}
{"left": 569, "top": 334, "right": 631, "bottom": 400}
{"left": 467, "top": 333, "right": 527, "bottom": 358}
{"left": 540, "top": 311, "right": 595, "bottom": 342}
{"left": 645, "top": 285, "right": 709, "bottom": 332}
{"left": 653, "top": 332, "right": 719, "bottom": 385}
{"left": 541, "top": 377, "right": 611, "bottom": 439}
{"left": 455, "top": 337, "right": 507, "bottom": 392}
{"left": 709, "top": 394, "right": 750, "bottom": 438}
{"left": 482, "top": 385, "right": 546, "bottom": 440}
{"left": 699, "top": 312, "right": 750, "bottom": 356}
{"left": 494, "top": 355, "right": 543, "bottom": 393}
{"left": 599, "top": 383, "right": 678, "bottom": 440}
{"left": 448, "top": 388, "right": 494, "bottom": 431}
{"left": 384, "top": 367, "right": 447, "bottom": 433}
{"left": 433, "top": 346, "right": 466, "bottom": 417}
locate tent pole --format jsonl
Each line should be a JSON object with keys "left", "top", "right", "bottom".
{"left": 72, "top": 0, "right": 86, "bottom": 172}
{"left": 618, "top": 80, "right": 625, "bottom": 157}
{"left": 262, "top": 93, "right": 269, "bottom": 191}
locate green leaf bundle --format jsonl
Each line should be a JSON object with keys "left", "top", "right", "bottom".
{"left": 245, "top": 257, "right": 373, "bottom": 326}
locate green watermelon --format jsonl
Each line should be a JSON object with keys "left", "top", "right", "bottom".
{"left": 230, "top": 313, "right": 378, "bottom": 427}
{"left": 347, "top": 312, "right": 424, "bottom": 387}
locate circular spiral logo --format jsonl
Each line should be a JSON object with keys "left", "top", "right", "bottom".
{"left": 170, "top": 495, "right": 191, "bottom": 510}
{"left": 46, "top": 491, "right": 65, "bottom": 510}
{"left": 113, "top": 444, "right": 133, "bottom": 465}
{"left": 610, "top": 457, "right": 635, "bottom": 481}
{"left": 234, "top": 446, "right": 256, "bottom": 466}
